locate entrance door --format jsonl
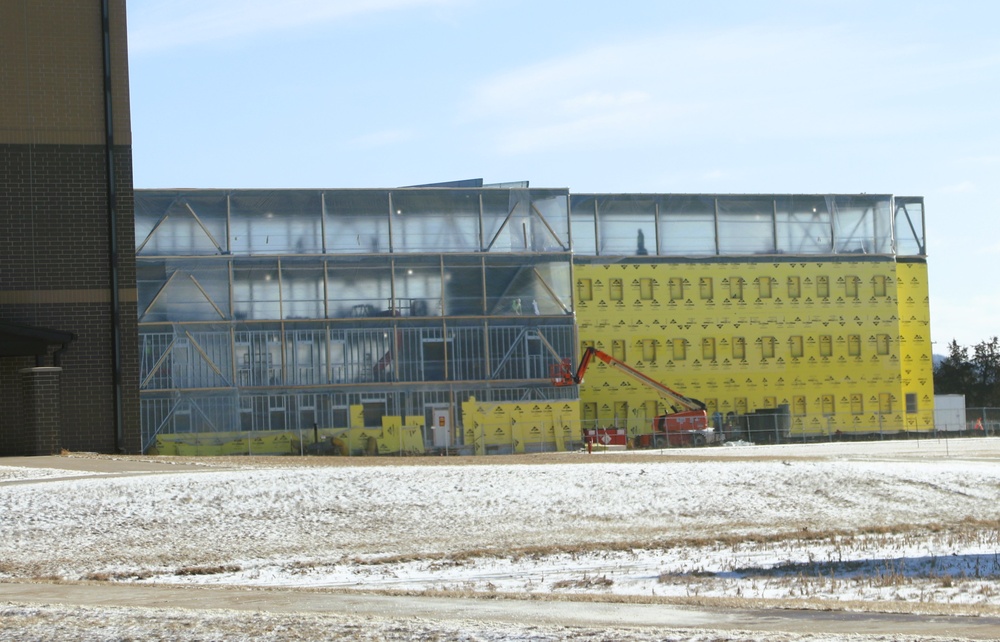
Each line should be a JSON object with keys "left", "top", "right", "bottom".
{"left": 431, "top": 407, "right": 451, "bottom": 448}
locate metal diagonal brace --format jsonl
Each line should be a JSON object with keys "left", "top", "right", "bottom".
{"left": 532, "top": 268, "right": 572, "bottom": 314}
{"left": 184, "top": 330, "right": 228, "bottom": 382}
{"left": 485, "top": 201, "right": 520, "bottom": 251}
{"left": 187, "top": 274, "right": 227, "bottom": 320}
{"left": 140, "top": 337, "right": 176, "bottom": 389}
{"left": 530, "top": 202, "right": 568, "bottom": 251}
{"left": 184, "top": 202, "right": 226, "bottom": 253}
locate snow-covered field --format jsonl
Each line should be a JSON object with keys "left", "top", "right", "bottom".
{"left": 2, "top": 438, "right": 1000, "bottom": 640}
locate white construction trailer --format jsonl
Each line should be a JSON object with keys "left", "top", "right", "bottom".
{"left": 933, "top": 394, "right": 966, "bottom": 432}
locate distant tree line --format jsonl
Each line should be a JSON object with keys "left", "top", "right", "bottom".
{"left": 933, "top": 337, "right": 1000, "bottom": 407}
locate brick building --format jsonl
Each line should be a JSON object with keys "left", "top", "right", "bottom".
{"left": 0, "top": 1, "right": 139, "bottom": 455}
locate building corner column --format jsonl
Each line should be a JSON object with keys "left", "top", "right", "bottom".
{"left": 20, "top": 367, "right": 63, "bottom": 455}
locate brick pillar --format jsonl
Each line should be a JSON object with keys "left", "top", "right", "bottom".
{"left": 20, "top": 367, "right": 63, "bottom": 456}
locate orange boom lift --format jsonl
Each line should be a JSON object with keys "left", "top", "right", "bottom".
{"left": 553, "top": 347, "right": 721, "bottom": 447}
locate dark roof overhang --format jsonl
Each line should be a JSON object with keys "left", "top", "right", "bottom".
{"left": 0, "top": 321, "right": 76, "bottom": 359}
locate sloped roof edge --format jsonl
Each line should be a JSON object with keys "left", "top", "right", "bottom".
{"left": 0, "top": 321, "right": 75, "bottom": 358}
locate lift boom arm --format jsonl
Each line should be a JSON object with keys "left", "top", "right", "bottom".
{"left": 565, "top": 347, "right": 706, "bottom": 412}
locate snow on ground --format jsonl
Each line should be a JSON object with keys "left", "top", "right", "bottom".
{"left": 0, "top": 466, "right": 92, "bottom": 483}
{"left": 2, "top": 439, "right": 1000, "bottom": 639}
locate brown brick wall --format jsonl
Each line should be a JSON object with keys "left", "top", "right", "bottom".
{"left": 20, "top": 367, "right": 63, "bottom": 456}
{"left": 0, "top": 0, "right": 131, "bottom": 145}
{"left": 0, "top": 144, "right": 139, "bottom": 454}
{"left": 0, "top": 355, "right": 32, "bottom": 456}
{"left": 0, "top": 0, "right": 137, "bottom": 455}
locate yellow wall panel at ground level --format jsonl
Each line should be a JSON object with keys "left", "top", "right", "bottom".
{"left": 461, "top": 397, "right": 581, "bottom": 455}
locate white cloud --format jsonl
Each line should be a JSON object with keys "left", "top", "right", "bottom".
{"left": 463, "top": 24, "right": 933, "bottom": 155}
{"left": 938, "top": 180, "right": 976, "bottom": 194}
{"left": 128, "top": 0, "right": 458, "bottom": 54}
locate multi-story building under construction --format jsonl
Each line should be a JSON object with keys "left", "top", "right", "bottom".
{"left": 135, "top": 186, "right": 930, "bottom": 455}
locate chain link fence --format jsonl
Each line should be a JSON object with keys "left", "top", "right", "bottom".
{"left": 147, "top": 407, "right": 1000, "bottom": 457}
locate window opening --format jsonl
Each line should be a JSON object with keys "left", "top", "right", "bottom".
{"left": 761, "top": 336, "right": 775, "bottom": 359}
{"left": 702, "top": 337, "right": 716, "bottom": 361}
{"left": 848, "top": 334, "right": 861, "bottom": 357}
{"left": 845, "top": 275, "right": 859, "bottom": 299}
{"left": 640, "top": 278, "right": 654, "bottom": 300}
{"left": 729, "top": 277, "right": 743, "bottom": 301}
{"left": 672, "top": 338, "right": 686, "bottom": 361}
{"left": 817, "top": 275, "right": 829, "bottom": 298}
{"left": 819, "top": 335, "right": 832, "bottom": 358}
{"left": 612, "top": 339, "right": 626, "bottom": 362}
{"left": 609, "top": 278, "right": 623, "bottom": 302}
{"left": 733, "top": 336, "right": 746, "bottom": 360}
{"left": 699, "top": 277, "right": 713, "bottom": 300}
{"left": 873, "top": 275, "right": 887, "bottom": 297}
{"left": 758, "top": 277, "right": 772, "bottom": 299}
{"left": 668, "top": 277, "right": 683, "bottom": 301}
{"left": 790, "top": 335, "right": 803, "bottom": 359}
{"left": 787, "top": 276, "right": 801, "bottom": 299}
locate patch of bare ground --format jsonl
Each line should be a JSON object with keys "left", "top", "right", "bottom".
{"left": 283, "top": 518, "right": 1000, "bottom": 569}
{"left": 6, "top": 579, "right": 1000, "bottom": 620}
{"left": 376, "top": 587, "right": 1000, "bottom": 618}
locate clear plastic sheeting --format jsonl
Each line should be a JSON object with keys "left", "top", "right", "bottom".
{"left": 136, "top": 254, "right": 573, "bottom": 323}
{"left": 660, "top": 195, "right": 717, "bottom": 256}
{"left": 894, "top": 197, "right": 926, "bottom": 256}
{"left": 717, "top": 196, "right": 775, "bottom": 254}
{"left": 136, "top": 188, "right": 571, "bottom": 257}
{"left": 598, "top": 196, "right": 657, "bottom": 256}
{"left": 138, "top": 260, "right": 231, "bottom": 323}
{"left": 324, "top": 191, "right": 391, "bottom": 254}
{"left": 230, "top": 191, "right": 324, "bottom": 255}
{"left": 136, "top": 185, "right": 576, "bottom": 451}
{"left": 775, "top": 195, "right": 832, "bottom": 253}
{"left": 135, "top": 192, "right": 229, "bottom": 256}
{"left": 140, "top": 320, "right": 575, "bottom": 392}
{"left": 139, "top": 382, "right": 578, "bottom": 451}
{"left": 389, "top": 190, "right": 480, "bottom": 252}
{"left": 137, "top": 319, "right": 576, "bottom": 450}
{"left": 482, "top": 189, "right": 569, "bottom": 253}
{"left": 830, "top": 195, "right": 893, "bottom": 255}
{"left": 570, "top": 193, "right": 922, "bottom": 258}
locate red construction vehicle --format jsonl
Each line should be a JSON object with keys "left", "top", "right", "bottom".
{"left": 553, "top": 347, "right": 722, "bottom": 448}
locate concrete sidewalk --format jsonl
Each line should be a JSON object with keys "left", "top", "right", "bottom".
{"left": 0, "top": 455, "right": 217, "bottom": 474}
{"left": 2, "top": 581, "right": 1000, "bottom": 640}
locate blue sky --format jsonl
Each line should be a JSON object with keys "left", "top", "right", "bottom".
{"left": 126, "top": 0, "right": 1000, "bottom": 349}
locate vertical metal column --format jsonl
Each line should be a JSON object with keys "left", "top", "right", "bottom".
{"left": 654, "top": 201, "right": 661, "bottom": 256}
{"left": 771, "top": 198, "right": 779, "bottom": 253}
{"left": 320, "top": 192, "right": 328, "bottom": 254}
{"left": 100, "top": 0, "right": 124, "bottom": 451}
{"left": 713, "top": 198, "right": 721, "bottom": 256}
{"left": 592, "top": 199, "right": 601, "bottom": 256}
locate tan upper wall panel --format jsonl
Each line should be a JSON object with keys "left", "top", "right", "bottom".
{"left": 0, "top": 0, "right": 131, "bottom": 146}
